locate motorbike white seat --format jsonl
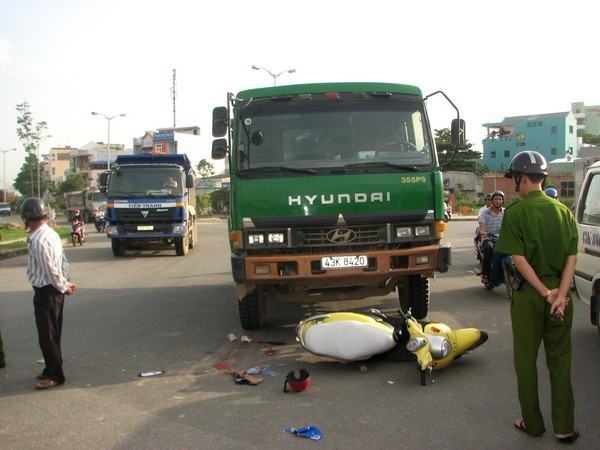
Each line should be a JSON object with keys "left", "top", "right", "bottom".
{"left": 303, "top": 320, "right": 395, "bottom": 361}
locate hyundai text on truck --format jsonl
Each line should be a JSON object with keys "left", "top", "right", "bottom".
{"left": 212, "top": 82, "right": 465, "bottom": 329}
{"left": 99, "top": 154, "right": 197, "bottom": 257}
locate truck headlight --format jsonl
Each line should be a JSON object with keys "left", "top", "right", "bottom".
{"left": 396, "top": 227, "right": 413, "bottom": 238}
{"left": 415, "top": 226, "right": 430, "bottom": 237}
{"left": 267, "top": 232, "right": 285, "bottom": 244}
{"left": 173, "top": 224, "right": 185, "bottom": 234}
{"left": 106, "top": 226, "right": 118, "bottom": 236}
{"left": 248, "top": 233, "right": 264, "bottom": 245}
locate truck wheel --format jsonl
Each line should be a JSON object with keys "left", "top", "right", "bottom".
{"left": 188, "top": 220, "right": 197, "bottom": 249}
{"left": 111, "top": 239, "right": 126, "bottom": 257}
{"left": 238, "top": 291, "right": 264, "bottom": 329}
{"left": 175, "top": 236, "right": 189, "bottom": 256}
{"left": 399, "top": 275, "right": 429, "bottom": 320}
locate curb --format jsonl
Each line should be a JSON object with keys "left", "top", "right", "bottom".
{"left": 0, "top": 237, "right": 71, "bottom": 261}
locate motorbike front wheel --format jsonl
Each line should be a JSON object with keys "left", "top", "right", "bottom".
{"left": 71, "top": 235, "right": 76, "bottom": 247}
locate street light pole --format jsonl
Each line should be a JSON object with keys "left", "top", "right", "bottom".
{"left": 251, "top": 65, "right": 296, "bottom": 87}
{"left": 91, "top": 112, "right": 126, "bottom": 171}
{"left": 1, "top": 148, "right": 17, "bottom": 203}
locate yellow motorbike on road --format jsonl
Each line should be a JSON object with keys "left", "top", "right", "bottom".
{"left": 296, "top": 309, "right": 488, "bottom": 385}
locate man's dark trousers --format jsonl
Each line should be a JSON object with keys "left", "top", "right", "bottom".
{"left": 33, "top": 285, "right": 65, "bottom": 383}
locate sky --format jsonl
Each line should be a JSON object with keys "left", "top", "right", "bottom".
{"left": 1, "top": 0, "right": 599, "bottom": 189}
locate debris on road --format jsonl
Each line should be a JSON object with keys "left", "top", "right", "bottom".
{"left": 240, "top": 335, "right": 252, "bottom": 343}
{"left": 284, "top": 426, "right": 323, "bottom": 441}
{"left": 227, "top": 333, "right": 238, "bottom": 342}
{"left": 232, "top": 370, "right": 263, "bottom": 385}
{"left": 138, "top": 370, "right": 165, "bottom": 377}
{"left": 257, "top": 340, "right": 287, "bottom": 346}
{"left": 264, "top": 347, "right": 277, "bottom": 356}
{"left": 214, "top": 363, "right": 232, "bottom": 372}
{"left": 246, "top": 367, "right": 279, "bottom": 377}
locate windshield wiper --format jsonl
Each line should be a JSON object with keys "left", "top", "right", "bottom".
{"left": 342, "top": 162, "right": 420, "bottom": 171}
{"left": 241, "top": 166, "right": 318, "bottom": 175}
{"left": 108, "top": 191, "right": 149, "bottom": 197}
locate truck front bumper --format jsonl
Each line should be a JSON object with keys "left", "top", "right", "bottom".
{"left": 231, "top": 244, "right": 451, "bottom": 284}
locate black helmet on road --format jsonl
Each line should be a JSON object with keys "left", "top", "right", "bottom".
{"left": 505, "top": 151, "right": 548, "bottom": 178}
{"left": 20, "top": 197, "right": 48, "bottom": 221}
{"left": 491, "top": 190, "right": 505, "bottom": 200}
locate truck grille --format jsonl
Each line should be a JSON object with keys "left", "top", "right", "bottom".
{"left": 114, "top": 208, "right": 175, "bottom": 223}
{"left": 301, "top": 225, "right": 385, "bottom": 247}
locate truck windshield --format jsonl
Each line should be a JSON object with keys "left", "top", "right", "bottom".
{"left": 89, "top": 192, "right": 107, "bottom": 202}
{"left": 236, "top": 95, "right": 433, "bottom": 173}
{"left": 108, "top": 167, "right": 184, "bottom": 198}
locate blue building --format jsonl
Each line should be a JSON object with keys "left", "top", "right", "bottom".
{"left": 482, "top": 112, "right": 577, "bottom": 171}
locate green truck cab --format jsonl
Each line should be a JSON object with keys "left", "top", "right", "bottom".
{"left": 212, "top": 82, "right": 464, "bottom": 329}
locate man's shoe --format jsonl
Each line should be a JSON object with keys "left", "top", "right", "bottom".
{"left": 35, "top": 379, "right": 63, "bottom": 390}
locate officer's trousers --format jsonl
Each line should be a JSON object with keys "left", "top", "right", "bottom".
{"left": 511, "top": 284, "right": 574, "bottom": 435}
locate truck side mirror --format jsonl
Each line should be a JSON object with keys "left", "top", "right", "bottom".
{"left": 99, "top": 172, "right": 109, "bottom": 189}
{"left": 186, "top": 174, "right": 194, "bottom": 189}
{"left": 212, "top": 107, "right": 228, "bottom": 138}
{"left": 212, "top": 139, "right": 228, "bottom": 160}
{"left": 451, "top": 119, "right": 466, "bottom": 148}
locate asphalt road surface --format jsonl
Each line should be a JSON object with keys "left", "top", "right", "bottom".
{"left": 0, "top": 220, "right": 598, "bottom": 449}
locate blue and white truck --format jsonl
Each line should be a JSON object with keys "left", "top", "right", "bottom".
{"left": 100, "top": 154, "right": 197, "bottom": 256}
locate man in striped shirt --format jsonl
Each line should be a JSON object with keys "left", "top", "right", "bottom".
{"left": 21, "top": 198, "right": 77, "bottom": 390}
{"left": 478, "top": 191, "right": 505, "bottom": 285}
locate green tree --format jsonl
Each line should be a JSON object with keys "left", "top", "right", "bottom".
{"left": 16, "top": 102, "right": 49, "bottom": 197}
{"left": 196, "top": 159, "right": 215, "bottom": 178}
{"left": 13, "top": 153, "right": 49, "bottom": 197}
{"left": 435, "top": 128, "right": 485, "bottom": 173}
{"left": 577, "top": 131, "right": 600, "bottom": 145}
{"left": 58, "top": 174, "right": 86, "bottom": 194}
{"left": 196, "top": 158, "right": 215, "bottom": 195}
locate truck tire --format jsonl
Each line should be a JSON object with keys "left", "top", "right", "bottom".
{"left": 175, "top": 236, "right": 189, "bottom": 256}
{"left": 188, "top": 219, "right": 197, "bottom": 249}
{"left": 399, "top": 275, "right": 429, "bottom": 320}
{"left": 238, "top": 291, "right": 264, "bottom": 329}
{"left": 111, "top": 239, "right": 126, "bottom": 257}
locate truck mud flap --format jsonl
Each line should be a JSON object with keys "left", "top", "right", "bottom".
{"left": 231, "top": 254, "right": 246, "bottom": 283}
{"left": 437, "top": 244, "right": 451, "bottom": 273}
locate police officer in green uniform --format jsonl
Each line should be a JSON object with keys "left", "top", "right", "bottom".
{"left": 496, "top": 151, "right": 579, "bottom": 443}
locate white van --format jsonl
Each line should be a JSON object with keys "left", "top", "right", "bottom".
{"left": 0, "top": 202, "right": 10, "bottom": 216}
{"left": 574, "top": 161, "right": 600, "bottom": 332}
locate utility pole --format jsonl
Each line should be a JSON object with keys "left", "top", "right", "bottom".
{"left": 171, "top": 68, "right": 177, "bottom": 129}
{"left": 1, "top": 148, "right": 17, "bottom": 203}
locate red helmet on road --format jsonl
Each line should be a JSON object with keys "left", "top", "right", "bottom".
{"left": 284, "top": 369, "right": 311, "bottom": 393}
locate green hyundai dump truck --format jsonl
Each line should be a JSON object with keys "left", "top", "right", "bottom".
{"left": 212, "top": 82, "right": 464, "bottom": 329}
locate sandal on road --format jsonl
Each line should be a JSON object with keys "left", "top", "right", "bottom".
{"left": 556, "top": 430, "right": 579, "bottom": 444}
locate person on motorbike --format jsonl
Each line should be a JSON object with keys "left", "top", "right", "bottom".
{"left": 71, "top": 209, "right": 85, "bottom": 242}
{"left": 478, "top": 191, "right": 505, "bottom": 285}
{"left": 474, "top": 194, "right": 493, "bottom": 248}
